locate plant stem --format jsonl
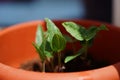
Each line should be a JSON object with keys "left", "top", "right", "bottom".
{"left": 58, "top": 51, "right": 62, "bottom": 72}
{"left": 84, "top": 41, "right": 88, "bottom": 59}
{"left": 50, "top": 58, "right": 55, "bottom": 72}
{"left": 42, "top": 61, "right": 45, "bottom": 72}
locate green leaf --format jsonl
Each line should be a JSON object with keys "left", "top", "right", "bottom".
{"left": 40, "top": 35, "right": 53, "bottom": 59}
{"left": 62, "top": 22, "right": 84, "bottom": 41}
{"left": 79, "top": 26, "right": 87, "bottom": 39}
{"left": 45, "top": 18, "right": 66, "bottom": 52}
{"left": 85, "top": 26, "right": 98, "bottom": 41}
{"left": 45, "top": 40, "right": 53, "bottom": 52}
{"left": 64, "top": 47, "right": 85, "bottom": 63}
{"left": 45, "top": 18, "right": 61, "bottom": 33}
{"left": 64, "top": 53, "right": 80, "bottom": 63}
{"left": 32, "top": 42, "right": 46, "bottom": 62}
{"left": 32, "top": 42, "right": 40, "bottom": 54}
{"left": 45, "top": 18, "right": 62, "bottom": 41}
{"left": 98, "top": 24, "right": 108, "bottom": 31}
{"left": 51, "top": 34, "right": 66, "bottom": 52}
{"left": 35, "top": 25, "right": 44, "bottom": 47}
{"left": 85, "top": 25, "right": 108, "bottom": 41}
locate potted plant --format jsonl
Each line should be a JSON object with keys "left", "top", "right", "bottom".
{"left": 0, "top": 18, "right": 119, "bottom": 80}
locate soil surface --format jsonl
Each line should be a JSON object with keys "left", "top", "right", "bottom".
{"left": 20, "top": 53, "right": 109, "bottom": 72}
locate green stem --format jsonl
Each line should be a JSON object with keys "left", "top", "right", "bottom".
{"left": 84, "top": 41, "right": 88, "bottom": 59}
{"left": 58, "top": 51, "right": 62, "bottom": 72}
{"left": 42, "top": 61, "right": 46, "bottom": 72}
{"left": 50, "top": 58, "right": 55, "bottom": 72}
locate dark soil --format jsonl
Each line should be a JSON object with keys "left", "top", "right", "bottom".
{"left": 20, "top": 51, "right": 109, "bottom": 72}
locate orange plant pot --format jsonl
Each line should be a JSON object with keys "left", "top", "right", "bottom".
{"left": 0, "top": 20, "right": 120, "bottom": 80}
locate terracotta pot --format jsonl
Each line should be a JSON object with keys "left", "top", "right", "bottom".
{"left": 0, "top": 20, "right": 120, "bottom": 80}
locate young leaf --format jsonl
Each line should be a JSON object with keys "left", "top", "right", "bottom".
{"left": 45, "top": 18, "right": 62, "bottom": 38}
{"left": 33, "top": 24, "right": 54, "bottom": 62}
{"left": 45, "top": 18, "right": 66, "bottom": 52}
{"left": 35, "top": 25, "right": 44, "bottom": 47}
{"left": 32, "top": 42, "right": 40, "bottom": 54}
{"left": 32, "top": 42, "right": 46, "bottom": 62}
{"left": 45, "top": 18, "right": 61, "bottom": 33}
{"left": 33, "top": 25, "right": 46, "bottom": 61}
{"left": 64, "top": 47, "right": 85, "bottom": 63}
{"left": 85, "top": 25, "right": 108, "bottom": 41}
{"left": 85, "top": 26, "right": 98, "bottom": 41}
{"left": 64, "top": 53, "right": 80, "bottom": 63}
{"left": 62, "top": 22, "right": 84, "bottom": 41}
{"left": 98, "top": 24, "right": 108, "bottom": 31}
{"left": 79, "top": 26, "right": 87, "bottom": 39}
{"left": 45, "top": 40, "right": 52, "bottom": 52}
{"left": 51, "top": 34, "right": 66, "bottom": 52}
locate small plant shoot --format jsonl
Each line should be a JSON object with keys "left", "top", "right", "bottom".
{"left": 33, "top": 18, "right": 108, "bottom": 72}
{"left": 62, "top": 22, "right": 108, "bottom": 63}
{"left": 33, "top": 18, "right": 66, "bottom": 72}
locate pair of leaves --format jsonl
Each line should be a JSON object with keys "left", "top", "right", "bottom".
{"left": 33, "top": 26, "right": 52, "bottom": 62}
{"left": 45, "top": 18, "right": 66, "bottom": 52}
{"left": 33, "top": 18, "right": 66, "bottom": 62}
{"left": 62, "top": 22, "right": 108, "bottom": 42}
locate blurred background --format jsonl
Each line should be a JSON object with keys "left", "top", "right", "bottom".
{"left": 0, "top": 0, "right": 119, "bottom": 28}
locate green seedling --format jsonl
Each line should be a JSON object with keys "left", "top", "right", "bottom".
{"left": 33, "top": 18, "right": 66, "bottom": 72}
{"left": 62, "top": 22, "right": 108, "bottom": 63}
{"left": 33, "top": 18, "right": 108, "bottom": 72}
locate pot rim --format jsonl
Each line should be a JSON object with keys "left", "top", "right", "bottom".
{"left": 0, "top": 62, "right": 119, "bottom": 80}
